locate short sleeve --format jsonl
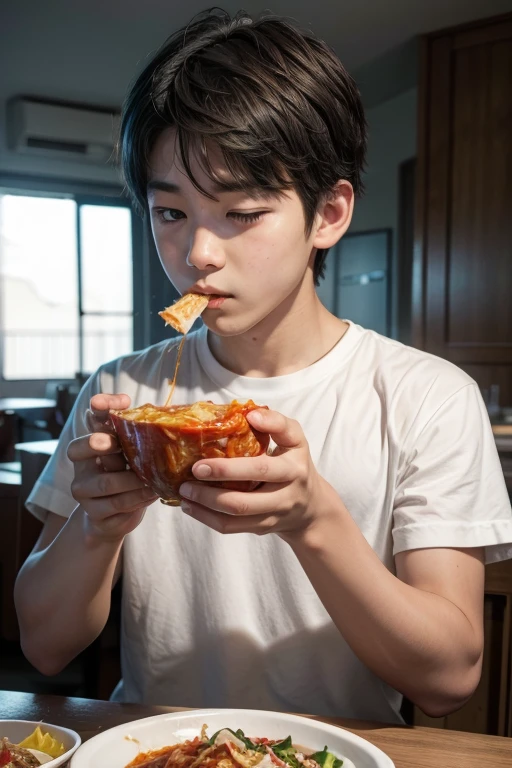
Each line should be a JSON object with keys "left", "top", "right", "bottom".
{"left": 26, "top": 368, "right": 103, "bottom": 523}
{"left": 393, "top": 383, "right": 512, "bottom": 564}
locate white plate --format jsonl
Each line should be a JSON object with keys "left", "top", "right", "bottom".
{"left": 70, "top": 709, "right": 394, "bottom": 768}
{"left": 0, "top": 719, "right": 81, "bottom": 767}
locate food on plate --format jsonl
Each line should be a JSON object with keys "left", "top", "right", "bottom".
{"left": 125, "top": 726, "right": 344, "bottom": 768}
{"left": 159, "top": 293, "right": 210, "bottom": 335}
{"left": 0, "top": 740, "right": 40, "bottom": 768}
{"left": 17, "top": 727, "right": 64, "bottom": 759}
{"left": 110, "top": 400, "right": 270, "bottom": 505}
{"left": 0, "top": 725, "right": 65, "bottom": 766}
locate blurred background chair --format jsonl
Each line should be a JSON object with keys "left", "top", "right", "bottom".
{"left": 0, "top": 410, "right": 21, "bottom": 463}
{"left": 0, "top": 411, "right": 22, "bottom": 642}
{"left": 26, "top": 382, "right": 79, "bottom": 440}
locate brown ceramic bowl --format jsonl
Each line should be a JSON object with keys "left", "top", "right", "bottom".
{"left": 109, "top": 400, "right": 269, "bottom": 505}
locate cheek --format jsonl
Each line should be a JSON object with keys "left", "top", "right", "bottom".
{"left": 234, "top": 251, "right": 281, "bottom": 301}
{"left": 243, "top": 220, "right": 308, "bottom": 288}
{"left": 151, "top": 242, "right": 190, "bottom": 297}
{"left": 150, "top": 222, "right": 167, "bottom": 265}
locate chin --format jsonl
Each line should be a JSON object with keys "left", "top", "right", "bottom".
{"left": 202, "top": 310, "right": 264, "bottom": 338}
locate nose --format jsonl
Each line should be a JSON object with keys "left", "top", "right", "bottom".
{"left": 186, "top": 227, "right": 226, "bottom": 271}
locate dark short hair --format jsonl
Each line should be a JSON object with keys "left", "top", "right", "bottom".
{"left": 119, "top": 8, "right": 367, "bottom": 284}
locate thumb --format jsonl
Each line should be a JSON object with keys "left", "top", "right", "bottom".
{"left": 90, "top": 393, "right": 131, "bottom": 421}
{"left": 87, "top": 393, "right": 132, "bottom": 433}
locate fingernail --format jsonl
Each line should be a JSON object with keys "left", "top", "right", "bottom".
{"left": 181, "top": 500, "right": 191, "bottom": 513}
{"left": 194, "top": 464, "right": 212, "bottom": 479}
{"left": 180, "top": 483, "right": 192, "bottom": 498}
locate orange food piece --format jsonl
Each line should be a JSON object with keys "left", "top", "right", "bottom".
{"left": 158, "top": 293, "right": 210, "bottom": 334}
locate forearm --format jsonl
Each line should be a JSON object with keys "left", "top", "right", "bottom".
{"left": 14, "top": 506, "right": 123, "bottom": 675}
{"left": 287, "top": 485, "right": 482, "bottom": 716}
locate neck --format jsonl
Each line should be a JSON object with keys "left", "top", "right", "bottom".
{"left": 207, "top": 279, "right": 349, "bottom": 378}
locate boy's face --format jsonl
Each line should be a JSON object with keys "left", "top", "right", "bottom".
{"left": 147, "top": 128, "right": 320, "bottom": 337}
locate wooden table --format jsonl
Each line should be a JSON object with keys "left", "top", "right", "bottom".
{"left": 1, "top": 691, "right": 512, "bottom": 768}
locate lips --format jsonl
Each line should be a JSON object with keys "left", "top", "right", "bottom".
{"left": 207, "top": 296, "right": 227, "bottom": 308}
{"left": 189, "top": 285, "right": 232, "bottom": 298}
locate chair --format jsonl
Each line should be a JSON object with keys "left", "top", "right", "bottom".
{"left": 30, "top": 384, "right": 77, "bottom": 439}
{"left": 0, "top": 465, "right": 22, "bottom": 641}
{"left": 0, "top": 410, "right": 21, "bottom": 462}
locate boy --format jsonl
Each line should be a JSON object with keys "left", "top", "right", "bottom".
{"left": 15, "top": 9, "right": 512, "bottom": 723}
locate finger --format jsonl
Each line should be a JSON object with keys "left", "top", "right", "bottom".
{"left": 191, "top": 453, "right": 295, "bottom": 484}
{"left": 90, "top": 393, "right": 131, "bottom": 422}
{"left": 86, "top": 409, "right": 115, "bottom": 435}
{"left": 98, "top": 453, "right": 129, "bottom": 473}
{"left": 246, "top": 409, "right": 305, "bottom": 450}
{"left": 181, "top": 502, "right": 280, "bottom": 535}
{"left": 68, "top": 432, "right": 122, "bottom": 463}
{"left": 179, "top": 481, "right": 288, "bottom": 517}
{"left": 73, "top": 454, "right": 126, "bottom": 481}
{"left": 74, "top": 456, "right": 106, "bottom": 480}
{"left": 83, "top": 487, "right": 159, "bottom": 521}
{"left": 72, "top": 468, "right": 149, "bottom": 501}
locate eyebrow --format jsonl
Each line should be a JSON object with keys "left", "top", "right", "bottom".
{"left": 146, "top": 179, "right": 281, "bottom": 200}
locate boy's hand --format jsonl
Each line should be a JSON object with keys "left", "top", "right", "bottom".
{"left": 179, "top": 409, "right": 340, "bottom": 540}
{"left": 67, "top": 393, "right": 159, "bottom": 542}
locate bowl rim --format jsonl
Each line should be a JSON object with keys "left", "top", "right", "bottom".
{"left": 0, "top": 719, "right": 82, "bottom": 765}
{"left": 69, "top": 708, "right": 395, "bottom": 768}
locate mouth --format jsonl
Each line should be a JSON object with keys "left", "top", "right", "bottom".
{"left": 206, "top": 295, "right": 228, "bottom": 309}
{"left": 188, "top": 286, "right": 232, "bottom": 307}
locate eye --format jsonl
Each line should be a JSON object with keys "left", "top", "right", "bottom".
{"left": 154, "top": 208, "right": 186, "bottom": 223}
{"left": 228, "top": 211, "right": 267, "bottom": 224}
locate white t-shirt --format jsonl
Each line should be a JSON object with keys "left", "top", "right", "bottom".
{"left": 27, "top": 321, "right": 512, "bottom": 723}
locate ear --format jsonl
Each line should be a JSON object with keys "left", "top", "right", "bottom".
{"left": 311, "top": 180, "right": 354, "bottom": 250}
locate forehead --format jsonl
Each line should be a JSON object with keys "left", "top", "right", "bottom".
{"left": 148, "top": 128, "right": 294, "bottom": 203}
{"left": 148, "top": 128, "right": 233, "bottom": 190}
{"left": 146, "top": 127, "right": 292, "bottom": 205}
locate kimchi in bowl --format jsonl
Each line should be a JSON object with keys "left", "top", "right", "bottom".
{"left": 110, "top": 400, "right": 269, "bottom": 506}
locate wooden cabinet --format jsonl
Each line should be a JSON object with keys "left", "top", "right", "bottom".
{"left": 413, "top": 13, "right": 512, "bottom": 404}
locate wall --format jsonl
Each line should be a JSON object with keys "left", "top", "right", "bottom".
{"left": 316, "top": 87, "right": 418, "bottom": 339}
{"left": 349, "top": 87, "right": 417, "bottom": 339}
{"left": 0, "top": 3, "right": 134, "bottom": 184}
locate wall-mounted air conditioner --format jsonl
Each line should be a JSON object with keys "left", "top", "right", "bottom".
{"left": 6, "top": 97, "right": 120, "bottom": 164}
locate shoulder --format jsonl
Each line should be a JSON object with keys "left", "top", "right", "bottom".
{"left": 350, "top": 324, "right": 476, "bottom": 429}
{"left": 352, "top": 324, "right": 474, "bottom": 390}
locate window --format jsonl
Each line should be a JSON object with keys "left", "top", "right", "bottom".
{"left": 79, "top": 204, "right": 133, "bottom": 374}
{"left": 0, "top": 179, "right": 137, "bottom": 380}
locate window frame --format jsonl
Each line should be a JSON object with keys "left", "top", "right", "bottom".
{"left": 0, "top": 172, "right": 147, "bottom": 385}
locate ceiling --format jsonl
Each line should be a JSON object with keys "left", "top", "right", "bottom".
{"left": 1, "top": 0, "right": 512, "bottom": 110}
